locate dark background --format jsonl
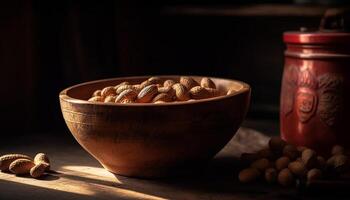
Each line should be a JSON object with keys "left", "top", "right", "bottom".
{"left": 0, "top": 0, "right": 346, "bottom": 136}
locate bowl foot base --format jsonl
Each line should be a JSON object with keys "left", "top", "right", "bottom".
{"left": 102, "top": 162, "right": 208, "bottom": 179}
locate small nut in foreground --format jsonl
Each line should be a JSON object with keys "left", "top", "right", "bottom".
{"left": 275, "top": 156, "right": 291, "bottom": 171}
{"left": 288, "top": 161, "right": 306, "bottom": 177}
{"left": 238, "top": 168, "right": 260, "bottom": 183}
{"left": 326, "top": 155, "right": 336, "bottom": 166}
{"left": 307, "top": 168, "right": 322, "bottom": 182}
{"left": 265, "top": 168, "right": 277, "bottom": 183}
{"left": 34, "top": 153, "right": 50, "bottom": 171}
{"left": 278, "top": 168, "right": 294, "bottom": 186}
{"left": 333, "top": 155, "right": 349, "bottom": 173}
{"left": 0, "top": 154, "right": 32, "bottom": 171}
{"left": 30, "top": 162, "right": 49, "bottom": 178}
{"left": 327, "top": 154, "right": 348, "bottom": 170}
{"left": 301, "top": 149, "right": 318, "bottom": 169}
{"left": 9, "top": 159, "right": 35, "bottom": 175}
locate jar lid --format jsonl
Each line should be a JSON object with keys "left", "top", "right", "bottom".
{"left": 283, "top": 31, "right": 350, "bottom": 44}
{"left": 284, "top": 8, "right": 350, "bottom": 44}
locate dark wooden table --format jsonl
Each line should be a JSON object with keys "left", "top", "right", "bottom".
{"left": 0, "top": 120, "right": 341, "bottom": 200}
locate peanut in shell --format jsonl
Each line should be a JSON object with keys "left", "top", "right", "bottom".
{"left": 116, "top": 89, "right": 138, "bottom": 103}
{"left": 307, "top": 168, "right": 322, "bottom": 182}
{"left": 275, "top": 156, "right": 291, "bottom": 171}
{"left": 238, "top": 168, "right": 260, "bottom": 183}
{"left": 200, "top": 77, "right": 216, "bottom": 89}
{"left": 0, "top": 154, "right": 32, "bottom": 171}
{"left": 283, "top": 144, "right": 299, "bottom": 160}
{"left": 30, "top": 162, "right": 49, "bottom": 178}
{"left": 137, "top": 85, "right": 158, "bottom": 103}
{"left": 163, "top": 79, "right": 176, "bottom": 87}
{"left": 189, "top": 86, "right": 211, "bottom": 100}
{"left": 278, "top": 168, "right": 294, "bottom": 186}
{"left": 288, "top": 161, "right": 306, "bottom": 177}
{"left": 301, "top": 149, "right": 318, "bottom": 169}
{"left": 9, "top": 159, "right": 35, "bottom": 175}
{"left": 34, "top": 153, "right": 50, "bottom": 171}
{"left": 179, "top": 76, "right": 198, "bottom": 90}
{"left": 172, "top": 83, "right": 190, "bottom": 101}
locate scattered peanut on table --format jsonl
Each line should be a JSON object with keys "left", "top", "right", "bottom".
{"left": 0, "top": 153, "right": 51, "bottom": 178}
{"left": 88, "top": 76, "right": 239, "bottom": 104}
{"left": 0, "top": 154, "right": 32, "bottom": 172}
{"left": 238, "top": 136, "right": 350, "bottom": 188}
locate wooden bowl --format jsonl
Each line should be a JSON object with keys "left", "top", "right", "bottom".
{"left": 59, "top": 76, "right": 251, "bottom": 178}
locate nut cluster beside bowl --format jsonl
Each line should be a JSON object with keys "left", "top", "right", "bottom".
{"left": 59, "top": 76, "right": 251, "bottom": 178}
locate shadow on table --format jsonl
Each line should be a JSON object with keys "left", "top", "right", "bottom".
{"left": 37, "top": 173, "right": 61, "bottom": 181}
{"left": 0, "top": 179, "right": 135, "bottom": 200}
{"left": 114, "top": 156, "right": 283, "bottom": 199}
{"left": 57, "top": 156, "right": 293, "bottom": 200}
{"left": 1, "top": 170, "right": 60, "bottom": 181}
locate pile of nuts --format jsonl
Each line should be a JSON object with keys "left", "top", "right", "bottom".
{"left": 0, "top": 153, "right": 51, "bottom": 178}
{"left": 238, "top": 137, "right": 349, "bottom": 187}
{"left": 88, "top": 76, "right": 237, "bottom": 104}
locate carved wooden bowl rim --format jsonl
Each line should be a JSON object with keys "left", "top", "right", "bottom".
{"left": 59, "top": 75, "right": 251, "bottom": 106}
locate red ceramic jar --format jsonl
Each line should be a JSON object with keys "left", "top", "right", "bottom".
{"left": 280, "top": 30, "right": 350, "bottom": 154}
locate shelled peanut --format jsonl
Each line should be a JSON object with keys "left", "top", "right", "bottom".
{"left": 238, "top": 137, "right": 350, "bottom": 188}
{"left": 88, "top": 76, "right": 239, "bottom": 104}
{"left": 0, "top": 153, "right": 51, "bottom": 178}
